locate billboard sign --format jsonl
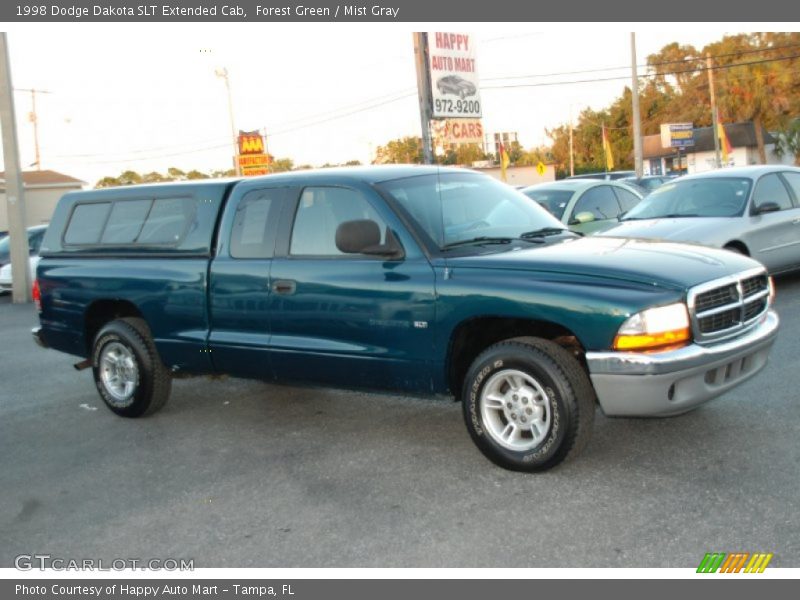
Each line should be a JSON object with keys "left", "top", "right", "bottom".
{"left": 428, "top": 32, "right": 481, "bottom": 119}
{"left": 436, "top": 118, "right": 484, "bottom": 145}
{"left": 238, "top": 130, "right": 265, "bottom": 155}
{"left": 660, "top": 123, "right": 695, "bottom": 148}
{"left": 237, "top": 153, "right": 272, "bottom": 177}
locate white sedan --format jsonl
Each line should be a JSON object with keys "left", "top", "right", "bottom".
{"left": 0, "top": 225, "right": 47, "bottom": 293}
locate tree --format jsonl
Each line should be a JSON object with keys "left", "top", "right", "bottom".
{"left": 142, "top": 171, "right": 168, "bottom": 183}
{"left": 167, "top": 167, "right": 186, "bottom": 181}
{"left": 545, "top": 32, "right": 800, "bottom": 173}
{"left": 703, "top": 33, "right": 800, "bottom": 162}
{"left": 774, "top": 120, "right": 800, "bottom": 166}
{"left": 374, "top": 136, "right": 424, "bottom": 164}
{"left": 270, "top": 158, "right": 295, "bottom": 172}
{"left": 95, "top": 176, "right": 121, "bottom": 188}
{"left": 117, "top": 170, "right": 143, "bottom": 186}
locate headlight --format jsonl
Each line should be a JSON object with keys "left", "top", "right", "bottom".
{"left": 613, "top": 302, "right": 691, "bottom": 351}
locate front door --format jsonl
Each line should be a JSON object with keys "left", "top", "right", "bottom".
{"left": 747, "top": 173, "right": 800, "bottom": 273}
{"left": 268, "top": 185, "right": 437, "bottom": 393}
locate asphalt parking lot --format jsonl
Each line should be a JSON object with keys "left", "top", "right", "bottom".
{"left": 1, "top": 274, "right": 799, "bottom": 569}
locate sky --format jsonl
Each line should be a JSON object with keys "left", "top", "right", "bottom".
{"left": 1, "top": 23, "right": 787, "bottom": 186}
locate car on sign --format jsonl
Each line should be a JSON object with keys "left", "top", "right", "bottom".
{"left": 599, "top": 165, "right": 800, "bottom": 275}
{"left": 0, "top": 225, "right": 47, "bottom": 294}
{"left": 521, "top": 180, "right": 643, "bottom": 235}
{"left": 436, "top": 75, "right": 477, "bottom": 99}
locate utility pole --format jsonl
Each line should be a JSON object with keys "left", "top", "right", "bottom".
{"left": 412, "top": 32, "right": 434, "bottom": 164}
{"left": 706, "top": 53, "right": 722, "bottom": 168}
{"left": 215, "top": 67, "right": 240, "bottom": 176}
{"left": 0, "top": 33, "right": 31, "bottom": 303}
{"left": 631, "top": 33, "right": 644, "bottom": 178}
{"left": 15, "top": 87, "right": 51, "bottom": 170}
{"left": 568, "top": 110, "right": 575, "bottom": 177}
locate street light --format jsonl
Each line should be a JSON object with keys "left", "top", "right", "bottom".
{"left": 215, "top": 67, "right": 240, "bottom": 176}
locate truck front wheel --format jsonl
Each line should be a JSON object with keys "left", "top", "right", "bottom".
{"left": 91, "top": 318, "right": 172, "bottom": 417}
{"left": 462, "top": 337, "right": 595, "bottom": 472}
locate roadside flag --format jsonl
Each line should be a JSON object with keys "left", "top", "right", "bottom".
{"left": 602, "top": 125, "right": 614, "bottom": 171}
{"left": 717, "top": 119, "right": 732, "bottom": 165}
{"left": 499, "top": 142, "right": 510, "bottom": 181}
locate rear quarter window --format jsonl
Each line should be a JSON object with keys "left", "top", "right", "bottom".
{"left": 64, "top": 197, "right": 198, "bottom": 247}
{"left": 64, "top": 203, "right": 111, "bottom": 245}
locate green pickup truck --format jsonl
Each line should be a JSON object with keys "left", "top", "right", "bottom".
{"left": 32, "top": 166, "right": 779, "bottom": 471}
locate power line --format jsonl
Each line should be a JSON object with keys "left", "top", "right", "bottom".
{"left": 52, "top": 42, "right": 800, "bottom": 166}
{"left": 481, "top": 52, "right": 800, "bottom": 90}
{"left": 52, "top": 88, "right": 417, "bottom": 160}
{"left": 57, "top": 93, "right": 417, "bottom": 165}
{"left": 482, "top": 41, "right": 800, "bottom": 82}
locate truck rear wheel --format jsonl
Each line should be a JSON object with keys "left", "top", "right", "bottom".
{"left": 91, "top": 318, "right": 171, "bottom": 417}
{"left": 462, "top": 337, "right": 595, "bottom": 472}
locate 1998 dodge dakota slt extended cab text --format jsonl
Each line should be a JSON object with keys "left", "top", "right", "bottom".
{"left": 32, "top": 166, "right": 779, "bottom": 471}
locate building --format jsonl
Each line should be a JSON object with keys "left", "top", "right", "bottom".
{"left": 642, "top": 121, "right": 790, "bottom": 176}
{"left": 0, "top": 170, "right": 85, "bottom": 233}
{"left": 472, "top": 163, "right": 556, "bottom": 186}
{"left": 486, "top": 131, "right": 519, "bottom": 157}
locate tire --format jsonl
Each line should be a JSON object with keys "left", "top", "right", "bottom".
{"left": 462, "top": 337, "right": 595, "bottom": 472}
{"left": 91, "top": 317, "right": 172, "bottom": 417}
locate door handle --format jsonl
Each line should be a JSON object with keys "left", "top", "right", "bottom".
{"left": 271, "top": 280, "right": 297, "bottom": 295}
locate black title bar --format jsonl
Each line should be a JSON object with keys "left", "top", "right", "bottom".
{"left": 3, "top": 0, "right": 800, "bottom": 22}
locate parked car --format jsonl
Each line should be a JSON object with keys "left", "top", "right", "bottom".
{"left": 0, "top": 224, "right": 47, "bottom": 294}
{"left": 621, "top": 175, "right": 677, "bottom": 195}
{"left": 521, "top": 180, "right": 643, "bottom": 234}
{"left": 435, "top": 75, "right": 477, "bottom": 99}
{"left": 33, "top": 166, "right": 779, "bottom": 472}
{"left": 565, "top": 171, "right": 635, "bottom": 181}
{"left": 600, "top": 166, "right": 800, "bottom": 275}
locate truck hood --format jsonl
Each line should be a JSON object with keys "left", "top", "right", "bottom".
{"left": 599, "top": 217, "right": 732, "bottom": 244}
{"left": 444, "top": 236, "right": 760, "bottom": 290}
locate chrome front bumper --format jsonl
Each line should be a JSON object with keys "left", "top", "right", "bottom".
{"left": 586, "top": 310, "right": 779, "bottom": 417}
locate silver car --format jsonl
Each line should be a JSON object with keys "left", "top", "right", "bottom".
{"left": 599, "top": 166, "right": 800, "bottom": 275}
{"left": 521, "top": 180, "right": 643, "bottom": 235}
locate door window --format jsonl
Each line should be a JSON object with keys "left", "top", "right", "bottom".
{"left": 230, "top": 188, "right": 289, "bottom": 258}
{"left": 780, "top": 172, "right": 800, "bottom": 207}
{"left": 613, "top": 186, "right": 642, "bottom": 213}
{"left": 573, "top": 186, "right": 621, "bottom": 221}
{"left": 752, "top": 174, "right": 793, "bottom": 211}
{"left": 289, "top": 187, "right": 387, "bottom": 256}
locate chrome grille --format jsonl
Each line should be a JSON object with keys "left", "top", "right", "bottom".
{"left": 694, "top": 284, "right": 738, "bottom": 312}
{"left": 688, "top": 268, "right": 770, "bottom": 343}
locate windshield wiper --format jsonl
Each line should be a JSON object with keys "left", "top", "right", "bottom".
{"left": 623, "top": 213, "right": 698, "bottom": 221}
{"left": 520, "top": 227, "right": 570, "bottom": 238}
{"left": 442, "top": 236, "right": 545, "bottom": 250}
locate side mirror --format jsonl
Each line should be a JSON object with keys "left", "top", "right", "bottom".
{"left": 335, "top": 219, "right": 404, "bottom": 259}
{"left": 570, "top": 211, "right": 596, "bottom": 225}
{"left": 753, "top": 202, "right": 780, "bottom": 215}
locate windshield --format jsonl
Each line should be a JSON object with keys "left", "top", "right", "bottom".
{"left": 521, "top": 189, "right": 573, "bottom": 220}
{"left": 623, "top": 177, "right": 751, "bottom": 220}
{"left": 376, "top": 172, "right": 565, "bottom": 250}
